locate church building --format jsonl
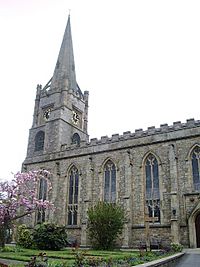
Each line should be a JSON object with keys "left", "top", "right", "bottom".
{"left": 23, "top": 15, "right": 200, "bottom": 248}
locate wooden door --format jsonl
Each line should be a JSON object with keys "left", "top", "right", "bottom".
{"left": 195, "top": 213, "right": 200, "bottom": 247}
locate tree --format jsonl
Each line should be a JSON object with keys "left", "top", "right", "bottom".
{"left": 87, "top": 202, "right": 125, "bottom": 249}
{"left": 0, "top": 170, "right": 53, "bottom": 248}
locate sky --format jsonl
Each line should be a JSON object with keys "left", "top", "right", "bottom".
{"left": 0, "top": 0, "right": 200, "bottom": 181}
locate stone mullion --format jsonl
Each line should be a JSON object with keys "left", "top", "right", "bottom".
{"left": 197, "top": 157, "right": 200, "bottom": 190}
{"left": 109, "top": 167, "right": 112, "bottom": 202}
{"left": 72, "top": 173, "right": 75, "bottom": 225}
{"left": 150, "top": 162, "right": 155, "bottom": 217}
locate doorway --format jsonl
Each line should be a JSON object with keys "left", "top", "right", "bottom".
{"left": 195, "top": 213, "right": 200, "bottom": 247}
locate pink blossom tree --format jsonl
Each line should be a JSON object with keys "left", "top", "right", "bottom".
{"left": 0, "top": 170, "right": 53, "bottom": 247}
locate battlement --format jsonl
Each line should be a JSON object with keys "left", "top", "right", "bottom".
{"left": 60, "top": 118, "right": 200, "bottom": 152}
{"left": 86, "top": 118, "right": 200, "bottom": 146}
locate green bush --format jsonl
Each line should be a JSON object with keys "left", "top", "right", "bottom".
{"left": 0, "top": 245, "right": 24, "bottom": 252}
{"left": 170, "top": 242, "right": 183, "bottom": 252}
{"left": 16, "top": 224, "right": 33, "bottom": 248}
{"left": 87, "top": 202, "right": 125, "bottom": 250}
{"left": 32, "top": 223, "right": 68, "bottom": 250}
{"left": 25, "top": 252, "right": 48, "bottom": 267}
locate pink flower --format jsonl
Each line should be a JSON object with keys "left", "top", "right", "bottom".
{"left": 0, "top": 170, "right": 53, "bottom": 224}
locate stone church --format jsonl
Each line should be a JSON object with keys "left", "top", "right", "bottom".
{"left": 23, "top": 15, "right": 200, "bottom": 248}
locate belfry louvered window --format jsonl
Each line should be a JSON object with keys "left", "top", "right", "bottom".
{"left": 37, "top": 177, "right": 47, "bottom": 223}
{"left": 68, "top": 166, "right": 79, "bottom": 225}
{"left": 145, "top": 154, "right": 160, "bottom": 223}
{"left": 104, "top": 160, "right": 116, "bottom": 203}
{"left": 35, "top": 131, "right": 45, "bottom": 151}
{"left": 191, "top": 146, "right": 200, "bottom": 191}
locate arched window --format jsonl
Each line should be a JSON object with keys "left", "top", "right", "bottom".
{"left": 35, "top": 131, "right": 45, "bottom": 151}
{"left": 104, "top": 160, "right": 116, "bottom": 203}
{"left": 68, "top": 166, "right": 79, "bottom": 225}
{"left": 191, "top": 146, "right": 200, "bottom": 191}
{"left": 37, "top": 177, "right": 47, "bottom": 223}
{"left": 71, "top": 133, "right": 80, "bottom": 146}
{"left": 145, "top": 154, "right": 160, "bottom": 223}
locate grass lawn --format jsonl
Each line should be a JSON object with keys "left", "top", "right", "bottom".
{"left": 0, "top": 246, "right": 174, "bottom": 266}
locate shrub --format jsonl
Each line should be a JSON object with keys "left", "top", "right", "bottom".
{"left": 32, "top": 223, "right": 68, "bottom": 250}
{"left": 170, "top": 242, "right": 183, "bottom": 252}
{"left": 87, "top": 202, "right": 125, "bottom": 249}
{"left": 16, "top": 224, "right": 33, "bottom": 248}
{"left": 25, "top": 252, "right": 48, "bottom": 267}
{"left": 0, "top": 245, "right": 23, "bottom": 253}
{"left": 72, "top": 248, "right": 88, "bottom": 267}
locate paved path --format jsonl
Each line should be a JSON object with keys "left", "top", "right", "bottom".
{"left": 0, "top": 258, "right": 27, "bottom": 266}
{"left": 175, "top": 248, "right": 200, "bottom": 267}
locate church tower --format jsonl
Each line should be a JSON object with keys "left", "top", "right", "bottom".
{"left": 26, "top": 15, "right": 89, "bottom": 158}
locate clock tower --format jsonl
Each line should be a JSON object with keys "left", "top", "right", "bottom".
{"left": 26, "top": 15, "right": 89, "bottom": 158}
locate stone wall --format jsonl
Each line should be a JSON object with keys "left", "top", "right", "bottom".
{"left": 23, "top": 119, "right": 200, "bottom": 247}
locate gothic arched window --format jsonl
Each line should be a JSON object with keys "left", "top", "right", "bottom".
{"left": 191, "top": 146, "right": 200, "bottom": 191}
{"left": 37, "top": 177, "right": 47, "bottom": 223}
{"left": 104, "top": 160, "right": 116, "bottom": 203}
{"left": 145, "top": 154, "right": 160, "bottom": 223}
{"left": 68, "top": 166, "right": 79, "bottom": 225}
{"left": 35, "top": 131, "right": 45, "bottom": 151}
{"left": 71, "top": 133, "right": 80, "bottom": 146}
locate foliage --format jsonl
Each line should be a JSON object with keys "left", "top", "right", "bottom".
{"left": 32, "top": 223, "right": 68, "bottom": 250}
{"left": 25, "top": 252, "right": 48, "bottom": 267}
{"left": 87, "top": 202, "right": 125, "bottom": 249}
{"left": 48, "top": 262, "right": 68, "bottom": 267}
{"left": 72, "top": 248, "right": 88, "bottom": 267}
{"left": 0, "top": 245, "right": 23, "bottom": 253}
{"left": 170, "top": 242, "right": 183, "bottom": 252}
{"left": 85, "top": 256, "right": 103, "bottom": 267}
{"left": 0, "top": 170, "right": 53, "bottom": 247}
{"left": 0, "top": 247, "right": 174, "bottom": 267}
{"left": 16, "top": 224, "right": 34, "bottom": 249}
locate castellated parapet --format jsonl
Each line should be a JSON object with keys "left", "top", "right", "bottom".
{"left": 66, "top": 118, "right": 199, "bottom": 148}
{"left": 24, "top": 118, "right": 200, "bottom": 165}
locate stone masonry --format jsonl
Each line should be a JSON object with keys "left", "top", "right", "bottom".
{"left": 23, "top": 15, "right": 200, "bottom": 248}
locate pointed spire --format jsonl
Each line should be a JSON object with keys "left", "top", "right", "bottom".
{"left": 50, "top": 15, "right": 77, "bottom": 91}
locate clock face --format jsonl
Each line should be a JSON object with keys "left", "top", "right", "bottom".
{"left": 72, "top": 111, "right": 80, "bottom": 125}
{"left": 43, "top": 108, "right": 51, "bottom": 120}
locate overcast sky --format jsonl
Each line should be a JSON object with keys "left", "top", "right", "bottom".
{"left": 1, "top": 0, "right": 200, "bottom": 181}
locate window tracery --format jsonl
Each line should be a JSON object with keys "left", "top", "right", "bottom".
{"left": 104, "top": 160, "right": 116, "bottom": 203}
{"left": 145, "top": 154, "right": 160, "bottom": 223}
{"left": 68, "top": 166, "right": 79, "bottom": 225}
{"left": 191, "top": 146, "right": 200, "bottom": 191}
{"left": 37, "top": 177, "right": 47, "bottom": 223}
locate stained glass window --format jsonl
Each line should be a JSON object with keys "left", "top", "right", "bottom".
{"left": 68, "top": 166, "right": 79, "bottom": 225}
{"left": 35, "top": 131, "right": 45, "bottom": 151}
{"left": 145, "top": 154, "right": 160, "bottom": 223}
{"left": 37, "top": 177, "right": 47, "bottom": 223}
{"left": 104, "top": 160, "right": 116, "bottom": 203}
{"left": 191, "top": 146, "right": 200, "bottom": 191}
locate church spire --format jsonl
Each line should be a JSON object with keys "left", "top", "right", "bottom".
{"left": 50, "top": 15, "right": 77, "bottom": 91}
